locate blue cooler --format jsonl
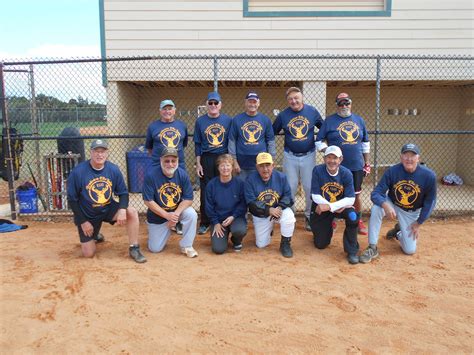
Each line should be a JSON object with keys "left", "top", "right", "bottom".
{"left": 126, "top": 145, "right": 153, "bottom": 193}
{"left": 16, "top": 187, "right": 38, "bottom": 213}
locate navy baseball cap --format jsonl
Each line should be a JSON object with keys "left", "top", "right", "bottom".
{"left": 160, "top": 99, "right": 175, "bottom": 110}
{"left": 90, "top": 139, "right": 108, "bottom": 150}
{"left": 245, "top": 92, "right": 259, "bottom": 100}
{"left": 207, "top": 92, "right": 221, "bottom": 102}
{"left": 401, "top": 143, "right": 420, "bottom": 155}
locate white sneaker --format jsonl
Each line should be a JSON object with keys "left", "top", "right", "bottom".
{"left": 181, "top": 246, "right": 198, "bottom": 258}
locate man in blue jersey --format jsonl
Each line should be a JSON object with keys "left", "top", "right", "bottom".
{"left": 229, "top": 92, "right": 276, "bottom": 181}
{"left": 316, "top": 93, "right": 370, "bottom": 235}
{"left": 145, "top": 99, "right": 188, "bottom": 170}
{"left": 67, "top": 139, "right": 146, "bottom": 263}
{"left": 310, "top": 146, "right": 360, "bottom": 264}
{"left": 359, "top": 144, "right": 437, "bottom": 263}
{"left": 146, "top": 99, "right": 188, "bottom": 235}
{"left": 194, "top": 92, "right": 232, "bottom": 235}
{"left": 244, "top": 152, "right": 296, "bottom": 258}
{"left": 142, "top": 148, "right": 199, "bottom": 258}
{"left": 273, "top": 87, "right": 323, "bottom": 231}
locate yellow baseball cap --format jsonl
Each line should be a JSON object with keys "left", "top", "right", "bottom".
{"left": 256, "top": 152, "right": 273, "bottom": 165}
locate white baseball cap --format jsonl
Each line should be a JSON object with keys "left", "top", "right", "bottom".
{"left": 324, "top": 146, "right": 343, "bottom": 158}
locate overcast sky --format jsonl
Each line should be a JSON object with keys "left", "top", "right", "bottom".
{"left": 1, "top": 0, "right": 100, "bottom": 60}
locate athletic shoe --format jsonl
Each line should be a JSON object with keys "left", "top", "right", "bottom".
{"left": 359, "top": 246, "right": 379, "bottom": 264}
{"left": 386, "top": 223, "right": 400, "bottom": 240}
{"left": 279, "top": 237, "right": 293, "bottom": 258}
{"left": 347, "top": 254, "right": 359, "bottom": 264}
{"left": 129, "top": 246, "right": 147, "bottom": 263}
{"left": 198, "top": 225, "right": 209, "bottom": 235}
{"left": 233, "top": 243, "right": 243, "bottom": 252}
{"left": 358, "top": 220, "right": 368, "bottom": 235}
{"left": 176, "top": 222, "right": 183, "bottom": 235}
{"left": 94, "top": 233, "right": 105, "bottom": 243}
{"left": 181, "top": 246, "right": 198, "bottom": 258}
{"left": 305, "top": 218, "right": 312, "bottom": 232}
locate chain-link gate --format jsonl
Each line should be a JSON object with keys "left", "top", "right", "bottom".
{"left": 1, "top": 55, "right": 473, "bottom": 219}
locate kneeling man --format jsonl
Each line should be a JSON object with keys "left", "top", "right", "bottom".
{"left": 244, "top": 152, "right": 296, "bottom": 258}
{"left": 359, "top": 143, "right": 436, "bottom": 263}
{"left": 310, "top": 146, "right": 360, "bottom": 264}
{"left": 142, "top": 148, "right": 199, "bottom": 258}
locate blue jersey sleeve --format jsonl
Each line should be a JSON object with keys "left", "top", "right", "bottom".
{"left": 142, "top": 170, "right": 157, "bottom": 201}
{"left": 371, "top": 169, "right": 391, "bottom": 207}
{"left": 180, "top": 170, "right": 193, "bottom": 200}
{"left": 205, "top": 180, "right": 219, "bottom": 225}
{"left": 417, "top": 171, "right": 437, "bottom": 224}
{"left": 341, "top": 168, "right": 356, "bottom": 198}
{"left": 193, "top": 120, "right": 202, "bottom": 156}
{"left": 272, "top": 113, "right": 283, "bottom": 135}
{"left": 145, "top": 123, "right": 154, "bottom": 150}
{"left": 310, "top": 166, "right": 322, "bottom": 196}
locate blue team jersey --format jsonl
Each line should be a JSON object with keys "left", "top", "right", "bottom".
{"left": 310, "top": 164, "right": 355, "bottom": 203}
{"left": 316, "top": 113, "right": 369, "bottom": 171}
{"left": 244, "top": 170, "right": 293, "bottom": 208}
{"left": 273, "top": 104, "right": 322, "bottom": 154}
{"left": 230, "top": 112, "right": 275, "bottom": 169}
{"left": 67, "top": 160, "right": 128, "bottom": 222}
{"left": 142, "top": 165, "right": 194, "bottom": 224}
{"left": 145, "top": 119, "right": 188, "bottom": 165}
{"left": 205, "top": 177, "right": 247, "bottom": 225}
{"left": 194, "top": 113, "right": 232, "bottom": 156}
{"left": 371, "top": 163, "right": 437, "bottom": 224}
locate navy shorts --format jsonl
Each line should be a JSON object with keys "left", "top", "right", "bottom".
{"left": 352, "top": 170, "right": 364, "bottom": 194}
{"left": 77, "top": 200, "right": 119, "bottom": 243}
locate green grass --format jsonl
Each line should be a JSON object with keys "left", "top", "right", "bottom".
{"left": 5, "top": 121, "right": 107, "bottom": 137}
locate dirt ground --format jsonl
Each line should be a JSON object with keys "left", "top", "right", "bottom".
{"left": 0, "top": 215, "right": 473, "bottom": 354}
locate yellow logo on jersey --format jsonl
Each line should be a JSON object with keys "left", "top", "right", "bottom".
{"left": 257, "top": 189, "right": 280, "bottom": 206}
{"left": 321, "top": 182, "right": 344, "bottom": 203}
{"left": 337, "top": 121, "right": 360, "bottom": 144}
{"left": 159, "top": 127, "right": 181, "bottom": 148}
{"left": 242, "top": 121, "right": 263, "bottom": 144}
{"left": 394, "top": 180, "right": 420, "bottom": 208}
{"left": 205, "top": 123, "right": 225, "bottom": 147}
{"left": 159, "top": 182, "right": 182, "bottom": 210}
{"left": 288, "top": 116, "right": 309, "bottom": 141}
{"left": 87, "top": 177, "right": 113, "bottom": 206}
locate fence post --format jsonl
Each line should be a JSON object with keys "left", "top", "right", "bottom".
{"left": 373, "top": 56, "right": 382, "bottom": 187}
{"left": 28, "top": 64, "right": 43, "bottom": 194}
{"left": 213, "top": 55, "right": 219, "bottom": 92}
{"left": 0, "top": 62, "right": 18, "bottom": 219}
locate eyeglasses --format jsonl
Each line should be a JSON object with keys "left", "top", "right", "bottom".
{"left": 337, "top": 102, "right": 351, "bottom": 107}
{"left": 207, "top": 101, "right": 219, "bottom": 106}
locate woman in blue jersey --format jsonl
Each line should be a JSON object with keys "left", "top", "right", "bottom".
{"left": 205, "top": 154, "right": 247, "bottom": 254}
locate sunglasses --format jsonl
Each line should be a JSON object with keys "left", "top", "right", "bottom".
{"left": 337, "top": 102, "right": 351, "bottom": 107}
{"left": 207, "top": 101, "right": 219, "bottom": 106}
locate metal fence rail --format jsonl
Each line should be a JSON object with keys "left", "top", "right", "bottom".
{"left": 1, "top": 54, "right": 473, "bottom": 219}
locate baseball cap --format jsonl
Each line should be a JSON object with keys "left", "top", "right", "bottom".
{"left": 245, "top": 92, "right": 259, "bottom": 100}
{"left": 336, "top": 92, "right": 352, "bottom": 105}
{"left": 401, "top": 143, "right": 420, "bottom": 155}
{"left": 160, "top": 147, "right": 179, "bottom": 158}
{"left": 159, "top": 99, "right": 175, "bottom": 110}
{"left": 256, "top": 152, "right": 273, "bottom": 165}
{"left": 324, "top": 145, "right": 343, "bottom": 158}
{"left": 90, "top": 139, "right": 108, "bottom": 150}
{"left": 207, "top": 91, "right": 221, "bottom": 102}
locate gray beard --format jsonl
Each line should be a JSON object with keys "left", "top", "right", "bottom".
{"left": 339, "top": 109, "right": 351, "bottom": 117}
{"left": 161, "top": 164, "right": 178, "bottom": 177}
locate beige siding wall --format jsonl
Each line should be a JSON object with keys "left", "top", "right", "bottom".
{"left": 103, "top": 0, "right": 473, "bottom": 56}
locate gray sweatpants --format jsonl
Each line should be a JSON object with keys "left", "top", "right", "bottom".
{"left": 368, "top": 199, "right": 420, "bottom": 254}
{"left": 147, "top": 207, "right": 198, "bottom": 253}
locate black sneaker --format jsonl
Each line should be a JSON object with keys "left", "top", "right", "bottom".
{"left": 94, "top": 233, "right": 105, "bottom": 243}
{"left": 386, "top": 223, "right": 400, "bottom": 240}
{"left": 305, "top": 218, "right": 312, "bottom": 232}
{"left": 233, "top": 243, "right": 243, "bottom": 252}
{"left": 280, "top": 237, "right": 293, "bottom": 258}
{"left": 198, "top": 224, "right": 209, "bottom": 235}
{"left": 359, "top": 246, "right": 379, "bottom": 263}
{"left": 347, "top": 254, "right": 359, "bottom": 264}
{"left": 129, "top": 246, "right": 147, "bottom": 263}
{"left": 176, "top": 222, "right": 183, "bottom": 235}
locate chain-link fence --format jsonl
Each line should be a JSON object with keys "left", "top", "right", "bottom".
{"left": 1, "top": 55, "right": 473, "bottom": 219}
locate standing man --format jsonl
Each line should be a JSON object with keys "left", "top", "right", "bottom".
{"left": 67, "top": 139, "right": 146, "bottom": 263}
{"left": 244, "top": 152, "right": 296, "bottom": 258}
{"left": 316, "top": 92, "right": 370, "bottom": 235}
{"left": 309, "top": 146, "right": 360, "bottom": 264}
{"left": 359, "top": 144, "right": 437, "bottom": 263}
{"left": 142, "top": 148, "right": 199, "bottom": 258}
{"left": 194, "top": 92, "right": 232, "bottom": 234}
{"left": 229, "top": 92, "right": 276, "bottom": 180}
{"left": 146, "top": 99, "right": 188, "bottom": 170}
{"left": 273, "top": 87, "right": 323, "bottom": 231}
